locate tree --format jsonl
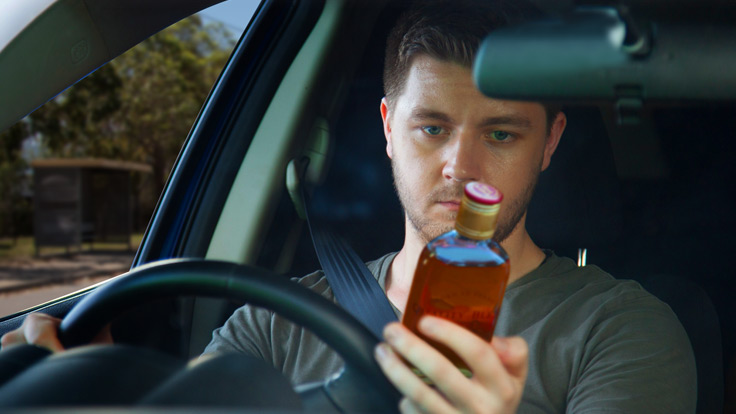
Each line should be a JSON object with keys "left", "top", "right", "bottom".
{"left": 110, "top": 15, "right": 234, "bottom": 197}
{"left": 0, "top": 15, "right": 236, "bottom": 234}
{"left": 0, "top": 123, "right": 32, "bottom": 239}
{"left": 28, "top": 64, "right": 123, "bottom": 158}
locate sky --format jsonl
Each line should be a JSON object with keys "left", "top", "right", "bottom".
{"left": 198, "top": 0, "right": 262, "bottom": 34}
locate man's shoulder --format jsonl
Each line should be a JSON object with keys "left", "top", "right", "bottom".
{"left": 289, "top": 251, "right": 398, "bottom": 297}
{"left": 515, "top": 253, "right": 673, "bottom": 316}
{"left": 537, "top": 254, "right": 643, "bottom": 290}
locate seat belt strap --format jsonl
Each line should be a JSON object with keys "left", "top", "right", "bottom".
{"left": 305, "top": 217, "right": 399, "bottom": 339}
{"left": 291, "top": 158, "right": 398, "bottom": 339}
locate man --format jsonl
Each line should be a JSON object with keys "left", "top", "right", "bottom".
{"left": 202, "top": 1, "right": 695, "bottom": 412}
{"left": 2, "top": 1, "right": 696, "bottom": 412}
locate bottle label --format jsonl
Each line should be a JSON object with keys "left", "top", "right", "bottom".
{"left": 419, "top": 292, "right": 499, "bottom": 336}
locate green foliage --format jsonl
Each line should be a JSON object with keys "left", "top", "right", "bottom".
{"left": 0, "top": 123, "right": 32, "bottom": 238}
{"left": 0, "top": 15, "right": 237, "bottom": 237}
{"left": 111, "top": 16, "right": 234, "bottom": 194}
{"left": 29, "top": 64, "right": 123, "bottom": 158}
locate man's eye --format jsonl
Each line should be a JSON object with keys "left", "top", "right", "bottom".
{"left": 422, "top": 126, "right": 443, "bottom": 136}
{"left": 490, "top": 130, "right": 511, "bottom": 141}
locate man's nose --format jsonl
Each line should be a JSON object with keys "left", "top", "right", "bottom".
{"left": 441, "top": 135, "right": 483, "bottom": 182}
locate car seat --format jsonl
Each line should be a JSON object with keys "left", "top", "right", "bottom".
{"left": 526, "top": 105, "right": 724, "bottom": 414}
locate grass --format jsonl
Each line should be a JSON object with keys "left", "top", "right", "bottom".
{"left": 0, "top": 233, "right": 144, "bottom": 260}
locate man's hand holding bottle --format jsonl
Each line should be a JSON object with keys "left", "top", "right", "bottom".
{"left": 375, "top": 317, "right": 529, "bottom": 414}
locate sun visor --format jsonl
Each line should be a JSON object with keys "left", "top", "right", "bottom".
{"left": 473, "top": 7, "right": 736, "bottom": 104}
{"left": 0, "top": 0, "right": 223, "bottom": 133}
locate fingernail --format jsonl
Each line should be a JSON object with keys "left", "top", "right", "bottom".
{"left": 375, "top": 343, "right": 390, "bottom": 361}
{"left": 418, "top": 316, "right": 437, "bottom": 335}
{"left": 382, "top": 323, "right": 399, "bottom": 343}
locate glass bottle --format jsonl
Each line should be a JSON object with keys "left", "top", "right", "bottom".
{"left": 401, "top": 182, "right": 509, "bottom": 376}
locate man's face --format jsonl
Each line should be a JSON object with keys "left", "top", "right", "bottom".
{"left": 381, "top": 55, "right": 564, "bottom": 244}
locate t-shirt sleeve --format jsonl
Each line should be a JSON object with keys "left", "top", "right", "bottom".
{"left": 566, "top": 290, "right": 697, "bottom": 414}
{"left": 202, "top": 303, "right": 274, "bottom": 362}
{"left": 200, "top": 269, "right": 341, "bottom": 384}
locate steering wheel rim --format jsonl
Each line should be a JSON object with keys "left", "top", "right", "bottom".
{"left": 58, "top": 258, "right": 400, "bottom": 412}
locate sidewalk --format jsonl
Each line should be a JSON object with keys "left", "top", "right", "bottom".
{"left": 0, "top": 251, "right": 135, "bottom": 294}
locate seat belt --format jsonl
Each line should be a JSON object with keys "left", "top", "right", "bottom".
{"left": 287, "top": 158, "right": 398, "bottom": 339}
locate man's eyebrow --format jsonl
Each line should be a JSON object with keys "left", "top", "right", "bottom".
{"left": 479, "top": 116, "right": 533, "bottom": 129}
{"left": 409, "top": 109, "right": 454, "bottom": 123}
{"left": 409, "top": 109, "right": 533, "bottom": 129}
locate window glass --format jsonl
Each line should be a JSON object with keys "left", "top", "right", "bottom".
{"left": 0, "top": 2, "right": 260, "bottom": 317}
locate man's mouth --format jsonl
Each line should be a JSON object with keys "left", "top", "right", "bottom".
{"left": 437, "top": 200, "right": 461, "bottom": 211}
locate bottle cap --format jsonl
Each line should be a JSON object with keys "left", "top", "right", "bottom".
{"left": 464, "top": 182, "right": 503, "bottom": 205}
{"left": 455, "top": 182, "right": 502, "bottom": 240}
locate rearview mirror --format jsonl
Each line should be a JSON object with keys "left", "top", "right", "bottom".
{"left": 474, "top": 7, "right": 736, "bottom": 104}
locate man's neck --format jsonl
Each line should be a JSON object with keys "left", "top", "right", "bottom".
{"left": 385, "top": 216, "right": 546, "bottom": 314}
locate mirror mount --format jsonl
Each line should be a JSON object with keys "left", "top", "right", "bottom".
{"left": 616, "top": 4, "right": 651, "bottom": 57}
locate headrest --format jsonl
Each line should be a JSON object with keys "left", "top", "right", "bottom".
{"left": 526, "top": 106, "right": 622, "bottom": 249}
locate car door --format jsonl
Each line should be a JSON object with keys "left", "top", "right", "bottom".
{"left": 0, "top": 0, "right": 327, "bottom": 358}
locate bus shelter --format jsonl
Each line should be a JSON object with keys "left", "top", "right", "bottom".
{"left": 32, "top": 158, "right": 152, "bottom": 255}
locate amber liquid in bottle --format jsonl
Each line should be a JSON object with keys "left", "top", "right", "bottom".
{"left": 401, "top": 182, "right": 509, "bottom": 376}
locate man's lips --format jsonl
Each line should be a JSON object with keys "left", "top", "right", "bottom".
{"left": 437, "top": 200, "right": 461, "bottom": 211}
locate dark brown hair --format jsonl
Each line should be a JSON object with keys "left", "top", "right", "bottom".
{"left": 383, "top": 0, "right": 560, "bottom": 128}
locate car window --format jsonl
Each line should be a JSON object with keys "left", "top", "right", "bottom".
{"left": 0, "top": 2, "right": 259, "bottom": 318}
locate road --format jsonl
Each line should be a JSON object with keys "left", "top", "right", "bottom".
{"left": 0, "top": 251, "right": 134, "bottom": 317}
{"left": 0, "top": 275, "right": 113, "bottom": 316}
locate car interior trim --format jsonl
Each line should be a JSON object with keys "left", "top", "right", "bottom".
{"left": 206, "top": 0, "right": 344, "bottom": 264}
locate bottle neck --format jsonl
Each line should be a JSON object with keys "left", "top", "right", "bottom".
{"left": 451, "top": 229, "right": 492, "bottom": 244}
{"left": 455, "top": 196, "right": 500, "bottom": 240}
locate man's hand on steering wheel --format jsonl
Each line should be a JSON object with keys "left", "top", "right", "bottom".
{"left": 375, "top": 316, "right": 528, "bottom": 414}
{"left": 1, "top": 313, "right": 112, "bottom": 353}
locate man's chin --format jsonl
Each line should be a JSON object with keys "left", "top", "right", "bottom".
{"left": 405, "top": 207, "right": 456, "bottom": 243}
{"left": 419, "top": 222, "right": 455, "bottom": 243}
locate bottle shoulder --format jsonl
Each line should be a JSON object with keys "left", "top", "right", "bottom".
{"left": 426, "top": 230, "right": 508, "bottom": 266}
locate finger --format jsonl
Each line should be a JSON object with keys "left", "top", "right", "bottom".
{"left": 374, "top": 339, "right": 455, "bottom": 414}
{"left": 417, "top": 316, "right": 513, "bottom": 393}
{"left": 386, "top": 322, "right": 473, "bottom": 385}
{"left": 382, "top": 322, "right": 476, "bottom": 409}
{"left": 491, "top": 336, "right": 529, "bottom": 381}
{"left": 23, "top": 313, "right": 64, "bottom": 353}
{"left": 399, "top": 397, "right": 430, "bottom": 414}
{"left": 1, "top": 329, "right": 27, "bottom": 349}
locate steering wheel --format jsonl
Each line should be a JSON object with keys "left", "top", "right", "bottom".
{"left": 57, "top": 258, "right": 401, "bottom": 412}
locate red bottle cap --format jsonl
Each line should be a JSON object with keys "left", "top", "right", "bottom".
{"left": 464, "top": 182, "right": 503, "bottom": 205}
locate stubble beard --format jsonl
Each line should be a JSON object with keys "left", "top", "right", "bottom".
{"left": 391, "top": 159, "right": 541, "bottom": 245}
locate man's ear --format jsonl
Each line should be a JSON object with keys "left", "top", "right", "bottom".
{"left": 380, "top": 97, "right": 393, "bottom": 159}
{"left": 541, "top": 111, "right": 567, "bottom": 172}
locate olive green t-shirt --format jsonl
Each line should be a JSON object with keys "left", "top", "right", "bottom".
{"left": 203, "top": 252, "right": 696, "bottom": 413}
